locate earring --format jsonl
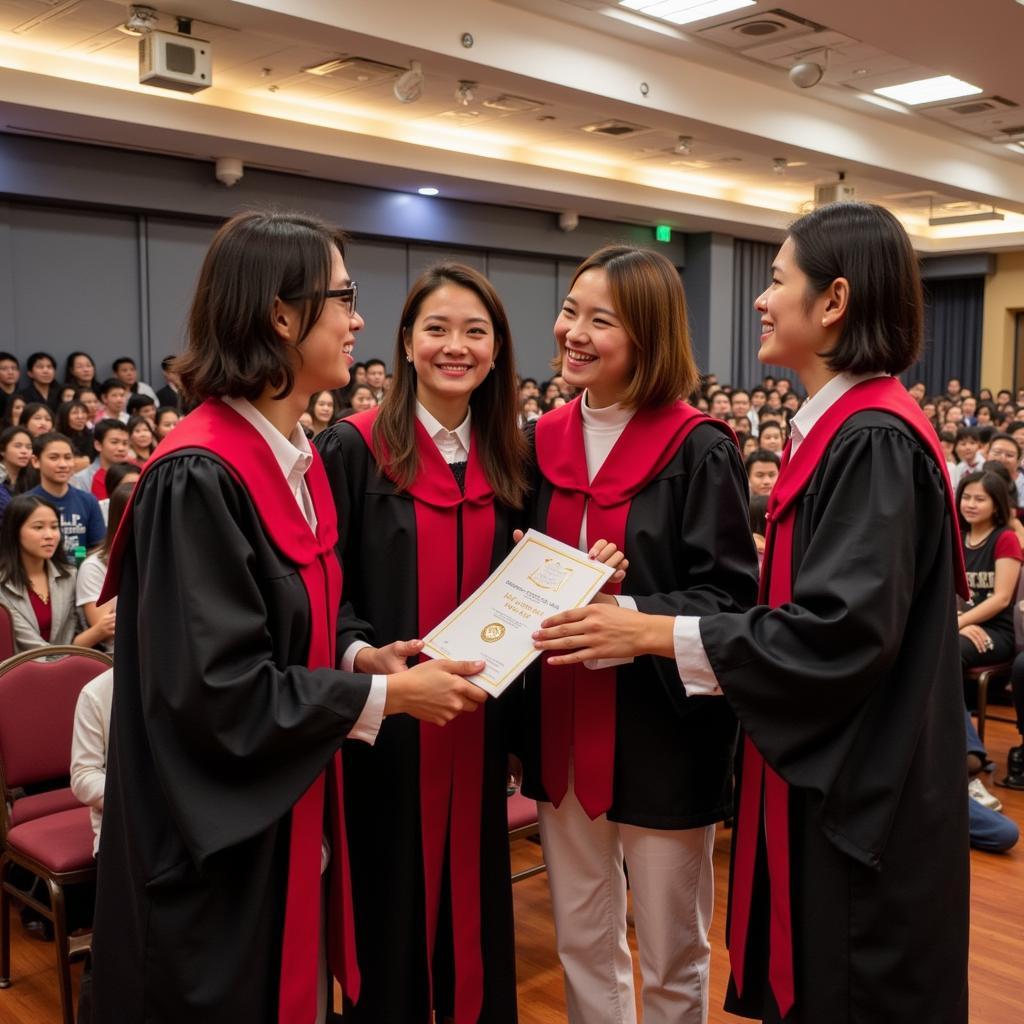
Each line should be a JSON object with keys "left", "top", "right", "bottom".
{"left": 406, "top": 355, "right": 413, "bottom": 363}
{"left": 490, "top": 361, "right": 496, "bottom": 371}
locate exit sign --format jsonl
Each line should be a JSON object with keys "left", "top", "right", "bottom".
{"left": 655, "top": 225, "right": 672, "bottom": 243}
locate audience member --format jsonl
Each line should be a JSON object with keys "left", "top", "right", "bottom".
{"left": 305, "top": 389, "right": 337, "bottom": 437}
{"left": 64, "top": 352, "right": 97, "bottom": 391}
{"left": 0, "top": 425, "right": 34, "bottom": 496}
{"left": 153, "top": 406, "right": 179, "bottom": 441}
{"left": 0, "top": 493, "right": 113, "bottom": 651}
{"left": 29, "top": 432, "right": 105, "bottom": 559}
{"left": 112, "top": 356, "right": 157, "bottom": 400}
{"left": 0, "top": 351, "right": 20, "bottom": 406}
{"left": 2, "top": 394, "right": 24, "bottom": 429}
{"left": 966, "top": 710, "right": 1019, "bottom": 852}
{"left": 951, "top": 426, "right": 984, "bottom": 488}
{"left": 155, "top": 355, "right": 182, "bottom": 410}
{"left": 96, "top": 378, "right": 129, "bottom": 423}
{"left": 56, "top": 400, "right": 95, "bottom": 469}
{"left": 365, "top": 356, "right": 387, "bottom": 402}
{"left": 71, "top": 666, "right": 115, "bottom": 855}
{"left": 97, "top": 461, "right": 140, "bottom": 524}
{"left": 749, "top": 492, "right": 768, "bottom": 560}
{"left": 71, "top": 418, "right": 131, "bottom": 499}
{"left": 21, "top": 402, "right": 54, "bottom": 438}
{"left": 17, "top": 351, "right": 59, "bottom": 409}
{"left": 77, "top": 387, "right": 100, "bottom": 420}
{"left": 76, "top": 480, "right": 131, "bottom": 653}
{"left": 987, "top": 433, "right": 1024, "bottom": 507}
{"left": 708, "top": 389, "right": 731, "bottom": 419}
{"left": 745, "top": 448, "right": 780, "bottom": 497}
{"left": 757, "top": 421, "right": 784, "bottom": 453}
{"left": 127, "top": 415, "right": 157, "bottom": 464}
{"left": 127, "top": 393, "right": 157, "bottom": 424}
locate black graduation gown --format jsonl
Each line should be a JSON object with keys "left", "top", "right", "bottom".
{"left": 520, "top": 420, "right": 760, "bottom": 826}
{"left": 700, "top": 412, "right": 970, "bottom": 1023}
{"left": 315, "top": 422, "right": 520, "bottom": 1024}
{"left": 90, "top": 453, "right": 373, "bottom": 1024}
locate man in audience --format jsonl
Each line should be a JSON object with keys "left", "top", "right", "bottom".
{"left": 365, "top": 357, "right": 387, "bottom": 403}
{"left": 29, "top": 432, "right": 105, "bottom": 557}
{"left": 96, "top": 378, "right": 129, "bottom": 424}
{"left": 746, "top": 449, "right": 780, "bottom": 497}
{"left": 966, "top": 710, "right": 1019, "bottom": 853}
{"left": 946, "top": 377, "right": 963, "bottom": 402}
{"left": 0, "top": 351, "right": 19, "bottom": 405}
{"left": 71, "top": 419, "right": 132, "bottom": 499}
{"left": 731, "top": 389, "right": 753, "bottom": 432}
{"left": 961, "top": 396, "right": 978, "bottom": 426}
{"left": 155, "top": 355, "right": 182, "bottom": 410}
{"left": 112, "top": 357, "right": 157, "bottom": 401}
{"left": 952, "top": 425, "right": 985, "bottom": 487}
{"left": 986, "top": 434, "right": 1024, "bottom": 507}
{"left": 127, "top": 393, "right": 157, "bottom": 425}
{"left": 708, "top": 390, "right": 731, "bottom": 420}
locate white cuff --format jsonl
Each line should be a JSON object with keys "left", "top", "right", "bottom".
{"left": 341, "top": 639, "right": 371, "bottom": 673}
{"left": 674, "top": 616, "right": 722, "bottom": 696}
{"left": 347, "top": 674, "right": 387, "bottom": 744}
{"left": 583, "top": 594, "right": 638, "bottom": 670}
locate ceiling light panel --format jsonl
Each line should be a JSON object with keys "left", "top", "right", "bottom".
{"left": 618, "top": 0, "right": 755, "bottom": 27}
{"left": 874, "top": 75, "right": 983, "bottom": 106}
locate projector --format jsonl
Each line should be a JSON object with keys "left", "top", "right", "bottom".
{"left": 814, "top": 181, "right": 856, "bottom": 207}
{"left": 140, "top": 30, "right": 212, "bottom": 93}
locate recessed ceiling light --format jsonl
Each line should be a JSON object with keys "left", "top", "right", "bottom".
{"left": 873, "top": 75, "right": 983, "bottom": 106}
{"left": 858, "top": 93, "right": 911, "bottom": 114}
{"left": 1006, "top": 143, "right": 1024, "bottom": 155}
{"left": 618, "top": 0, "right": 756, "bottom": 27}
{"left": 418, "top": 187, "right": 440, "bottom": 196}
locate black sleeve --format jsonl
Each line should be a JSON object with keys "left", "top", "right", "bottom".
{"left": 131, "top": 454, "right": 373, "bottom": 862}
{"left": 632, "top": 431, "right": 759, "bottom": 618}
{"left": 699, "top": 424, "right": 948, "bottom": 786}
{"left": 315, "top": 423, "right": 379, "bottom": 659}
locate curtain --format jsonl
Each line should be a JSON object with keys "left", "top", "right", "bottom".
{"left": 904, "top": 277, "right": 984, "bottom": 396}
{"left": 730, "top": 239, "right": 800, "bottom": 391}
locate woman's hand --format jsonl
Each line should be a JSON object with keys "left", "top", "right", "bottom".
{"left": 95, "top": 599, "right": 116, "bottom": 640}
{"left": 532, "top": 604, "right": 675, "bottom": 665}
{"left": 959, "top": 623, "right": 993, "bottom": 654}
{"left": 354, "top": 639, "right": 424, "bottom": 674}
{"left": 385, "top": 659, "right": 487, "bottom": 726}
{"left": 511, "top": 530, "right": 628, "bottom": 584}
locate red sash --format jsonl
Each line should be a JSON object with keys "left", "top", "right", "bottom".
{"left": 727, "top": 377, "right": 969, "bottom": 1018}
{"left": 535, "top": 396, "right": 727, "bottom": 819}
{"left": 349, "top": 408, "right": 495, "bottom": 1024}
{"left": 103, "top": 398, "right": 361, "bottom": 1023}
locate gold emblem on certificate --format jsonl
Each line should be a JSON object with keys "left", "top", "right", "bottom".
{"left": 528, "top": 558, "right": 574, "bottom": 592}
{"left": 480, "top": 622, "right": 506, "bottom": 643}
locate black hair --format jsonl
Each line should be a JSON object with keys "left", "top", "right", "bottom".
{"left": 749, "top": 493, "right": 769, "bottom": 536}
{"left": 364, "top": 358, "right": 386, "bottom": 371}
{"left": 0, "top": 493, "right": 68, "bottom": 591}
{"left": 745, "top": 448, "right": 781, "bottom": 473}
{"left": 787, "top": 202, "right": 922, "bottom": 375}
{"left": 989, "top": 433, "right": 1022, "bottom": 458}
{"left": 31, "top": 431, "right": 74, "bottom": 458}
{"left": 26, "top": 352, "right": 56, "bottom": 372}
{"left": 956, "top": 470, "right": 1012, "bottom": 529}
{"left": 98, "top": 377, "right": 127, "bottom": 399}
{"left": 954, "top": 425, "right": 980, "bottom": 444}
{"left": 160, "top": 354, "right": 177, "bottom": 371}
{"left": 0, "top": 352, "right": 18, "bottom": 366}
{"left": 127, "top": 393, "right": 156, "bottom": 415}
{"left": 63, "top": 351, "right": 96, "bottom": 384}
{"left": 20, "top": 402, "right": 54, "bottom": 429}
{"left": 112, "top": 357, "right": 137, "bottom": 371}
{"left": 94, "top": 418, "right": 129, "bottom": 443}
{"left": 104, "top": 460, "right": 141, "bottom": 495}
{"left": 977, "top": 425, "right": 997, "bottom": 447}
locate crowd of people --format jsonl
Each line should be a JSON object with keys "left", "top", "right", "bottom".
{"left": 2, "top": 201, "right": 1020, "bottom": 1024}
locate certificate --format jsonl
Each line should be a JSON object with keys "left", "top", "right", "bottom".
{"left": 421, "top": 529, "right": 615, "bottom": 696}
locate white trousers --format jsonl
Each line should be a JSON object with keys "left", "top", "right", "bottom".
{"left": 537, "top": 780, "right": 715, "bottom": 1024}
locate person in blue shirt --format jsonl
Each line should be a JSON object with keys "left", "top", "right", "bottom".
{"left": 29, "top": 432, "right": 105, "bottom": 557}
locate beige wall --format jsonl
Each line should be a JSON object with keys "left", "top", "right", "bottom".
{"left": 981, "top": 252, "right": 1024, "bottom": 390}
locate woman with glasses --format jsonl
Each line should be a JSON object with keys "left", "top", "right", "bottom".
{"left": 90, "top": 211, "right": 487, "bottom": 1024}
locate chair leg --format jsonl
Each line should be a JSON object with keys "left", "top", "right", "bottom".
{"left": 0, "top": 876, "right": 10, "bottom": 987}
{"left": 977, "top": 670, "right": 990, "bottom": 746}
{"left": 48, "top": 878, "right": 74, "bottom": 1024}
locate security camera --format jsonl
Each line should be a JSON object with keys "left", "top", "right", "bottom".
{"left": 558, "top": 210, "right": 579, "bottom": 232}
{"left": 789, "top": 60, "right": 824, "bottom": 89}
{"left": 394, "top": 61, "right": 424, "bottom": 104}
{"left": 215, "top": 157, "right": 243, "bottom": 187}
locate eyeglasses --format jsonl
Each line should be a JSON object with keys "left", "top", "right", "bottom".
{"left": 325, "top": 283, "right": 357, "bottom": 316}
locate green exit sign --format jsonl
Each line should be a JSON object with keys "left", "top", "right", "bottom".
{"left": 655, "top": 224, "right": 672, "bottom": 243}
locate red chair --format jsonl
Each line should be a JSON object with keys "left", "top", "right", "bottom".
{"left": 507, "top": 790, "right": 546, "bottom": 883}
{"left": 0, "top": 607, "right": 14, "bottom": 665}
{"left": 0, "top": 645, "right": 112, "bottom": 1024}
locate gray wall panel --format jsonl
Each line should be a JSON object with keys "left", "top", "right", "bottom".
{"left": 344, "top": 237, "right": 408, "bottom": 366}
{"left": 487, "top": 254, "right": 560, "bottom": 381}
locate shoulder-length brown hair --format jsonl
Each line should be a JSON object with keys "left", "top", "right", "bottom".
{"left": 175, "top": 210, "right": 347, "bottom": 404}
{"left": 373, "top": 262, "right": 528, "bottom": 508}
{"left": 555, "top": 245, "right": 698, "bottom": 408}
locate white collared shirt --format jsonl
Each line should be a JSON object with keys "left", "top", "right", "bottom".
{"left": 416, "top": 400, "right": 472, "bottom": 464}
{"left": 674, "top": 371, "right": 885, "bottom": 696}
{"left": 221, "top": 397, "right": 385, "bottom": 745}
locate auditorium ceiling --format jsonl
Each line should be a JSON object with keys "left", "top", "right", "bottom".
{"left": 0, "top": 0, "right": 1022, "bottom": 252}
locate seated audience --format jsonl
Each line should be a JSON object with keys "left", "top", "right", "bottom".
{"left": 155, "top": 355, "right": 182, "bottom": 410}
{"left": 127, "top": 393, "right": 157, "bottom": 424}
{"left": 21, "top": 402, "right": 55, "bottom": 438}
{"left": 0, "top": 493, "right": 114, "bottom": 651}
{"left": 965, "top": 709, "right": 1019, "bottom": 852}
{"left": 746, "top": 448, "right": 780, "bottom": 497}
{"left": 76, "top": 480, "right": 132, "bottom": 652}
{"left": 77, "top": 387, "right": 100, "bottom": 420}
{"left": 97, "top": 461, "right": 140, "bottom": 525}
{"left": 2, "top": 394, "right": 25, "bottom": 428}
{"left": 340, "top": 384, "right": 376, "bottom": 417}
{"left": 0, "top": 425, "right": 34, "bottom": 496}
{"left": 951, "top": 426, "right": 984, "bottom": 488}
{"left": 987, "top": 433, "right": 1024, "bottom": 508}
{"left": 757, "top": 421, "right": 784, "bottom": 454}
{"left": 153, "top": 406, "right": 179, "bottom": 441}
{"left": 112, "top": 356, "right": 157, "bottom": 400}
{"left": 17, "top": 351, "right": 59, "bottom": 409}
{"left": 305, "top": 389, "right": 337, "bottom": 437}
{"left": 126, "top": 415, "right": 157, "bottom": 464}
{"left": 708, "top": 389, "right": 731, "bottom": 419}
{"left": 0, "top": 351, "right": 20, "bottom": 406}
{"left": 95, "top": 378, "right": 129, "bottom": 424}
{"left": 56, "top": 400, "right": 95, "bottom": 471}
{"left": 64, "top": 351, "right": 97, "bottom": 391}
{"left": 956, "top": 471, "right": 1023, "bottom": 695}
{"left": 58, "top": 385, "right": 77, "bottom": 405}
{"left": 71, "top": 666, "right": 115, "bottom": 856}
{"left": 365, "top": 356, "right": 387, "bottom": 402}
{"left": 71, "top": 418, "right": 131, "bottom": 500}
{"left": 29, "top": 432, "right": 105, "bottom": 559}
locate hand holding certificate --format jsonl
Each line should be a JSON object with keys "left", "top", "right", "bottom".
{"left": 421, "top": 529, "right": 616, "bottom": 696}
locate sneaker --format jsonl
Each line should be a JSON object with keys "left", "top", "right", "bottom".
{"left": 968, "top": 777, "right": 1003, "bottom": 812}
{"left": 998, "top": 744, "right": 1024, "bottom": 790}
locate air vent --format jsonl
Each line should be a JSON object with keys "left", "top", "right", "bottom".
{"left": 482, "top": 95, "right": 544, "bottom": 113}
{"left": 302, "top": 56, "right": 404, "bottom": 84}
{"left": 950, "top": 101, "right": 998, "bottom": 116}
{"left": 734, "top": 18, "right": 790, "bottom": 37}
{"left": 697, "top": 8, "right": 823, "bottom": 49}
{"left": 581, "top": 119, "right": 650, "bottom": 137}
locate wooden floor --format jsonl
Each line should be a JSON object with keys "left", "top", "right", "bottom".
{"left": 3, "top": 719, "right": 1023, "bottom": 1023}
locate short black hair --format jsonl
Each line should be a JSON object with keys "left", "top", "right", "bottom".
{"left": 98, "top": 377, "right": 127, "bottom": 398}
{"left": 0, "top": 352, "right": 18, "bottom": 366}
{"left": 94, "top": 418, "right": 129, "bottom": 443}
{"left": 26, "top": 351, "right": 56, "bottom": 372}
{"left": 977, "top": 425, "right": 996, "bottom": 446}
{"left": 176, "top": 210, "right": 347, "bottom": 403}
{"left": 788, "top": 202, "right": 922, "bottom": 376}
{"left": 989, "top": 432, "right": 1021, "bottom": 456}
{"left": 364, "top": 358, "right": 386, "bottom": 371}
{"left": 127, "top": 393, "right": 156, "bottom": 414}
{"left": 954, "top": 425, "right": 980, "bottom": 443}
{"left": 939, "top": 429, "right": 956, "bottom": 444}
{"left": 112, "top": 357, "right": 137, "bottom": 371}
{"left": 105, "top": 460, "right": 141, "bottom": 494}
{"left": 32, "top": 431, "right": 74, "bottom": 457}
{"left": 160, "top": 355, "right": 177, "bottom": 371}
{"left": 749, "top": 493, "right": 768, "bottom": 535}
{"left": 745, "top": 448, "right": 781, "bottom": 473}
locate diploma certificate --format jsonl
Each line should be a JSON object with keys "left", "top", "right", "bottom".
{"left": 421, "top": 529, "right": 615, "bottom": 696}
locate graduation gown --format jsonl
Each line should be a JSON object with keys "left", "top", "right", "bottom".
{"left": 520, "top": 403, "right": 759, "bottom": 826}
{"left": 90, "top": 399, "right": 371, "bottom": 1024}
{"left": 701, "top": 404, "right": 970, "bottom": 1023}
{"left": 316, "top": 415, "right": 519, "bottom": 1024}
